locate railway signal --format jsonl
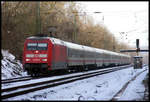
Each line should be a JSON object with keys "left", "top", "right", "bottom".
{"left": 120, "top": 39, "right": 149, "bottom": 69}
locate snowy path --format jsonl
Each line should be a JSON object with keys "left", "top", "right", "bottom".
{"left": 117, "top": 67, "right": 148, "bottom": 101}
{"left": 112, "top": 68, "right": 148, "bottom": 100}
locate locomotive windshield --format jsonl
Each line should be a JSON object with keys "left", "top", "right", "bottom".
{"left": 27, "top": 43, "right": 48, "bottom": 50}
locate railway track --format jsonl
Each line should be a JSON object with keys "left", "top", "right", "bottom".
{"left": 1, "top": 65, "right": 133, "bottom": 84}
{"left": 2, "top": 75, "right": 52, "bottom": 84}
{"left": 2, "top": 65, "right": 131, "bottom": 100}
{"left": 2, "top": 76, "right": 32, "bottom": 84}
{"left": 2, "top": 71, "right": 73, "bottom": 84}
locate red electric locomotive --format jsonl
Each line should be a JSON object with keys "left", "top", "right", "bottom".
{"left": 23, "top": 35, "right": 67, "bottom": 76}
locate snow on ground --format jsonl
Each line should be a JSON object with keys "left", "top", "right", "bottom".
{"left": 1, "top": 50, "right": 27, "bottom": 79}
{"left": 118, "top": 67, "right": 148, "bottom": 101}
{"left": 4, "top": 66, "right": 149, "bottom": 101}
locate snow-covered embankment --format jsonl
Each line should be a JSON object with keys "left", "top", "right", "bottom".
{"left": 1, "top": 50, "right": 27, "bottom": 79}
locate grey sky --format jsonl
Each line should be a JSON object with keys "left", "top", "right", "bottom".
{"left": 77, "top": 1, "right": 148, "bottom": 48}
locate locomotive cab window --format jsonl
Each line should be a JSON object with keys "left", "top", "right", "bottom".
{"left": 37, "top": 43, "right": 48, "bottom": 50}
{"left": 27, "top": 43, "right": 48, "bottom": 50}
{"left": 27, "top": 43, "right": 37, "bottom": 50}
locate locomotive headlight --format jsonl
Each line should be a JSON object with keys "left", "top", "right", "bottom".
{"left": 39, "top": 54, "right": 47, "bottom": 57}
{"left": 42, "top": 59, "right": 47, "bottom": 61}
{"left": 26, "top": 59, "right": 31, "bottom": 61}
{"left": 26, "top": 54, "right": 34, "bottom": 58}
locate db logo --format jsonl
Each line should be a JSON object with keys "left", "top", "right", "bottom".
{"left": 33, "top": 59, "right": 40, "bottom": 61}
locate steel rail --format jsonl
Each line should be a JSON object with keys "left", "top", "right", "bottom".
{"left": 2, "top": 76, "right": 31, "bottom": 82}
{"left": 2, "top": 76, "right": 32, "bottom": 84}
{"left": 2, "top": 76, "right": 50, "bottom": 84}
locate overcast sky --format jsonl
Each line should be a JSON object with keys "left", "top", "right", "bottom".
{"left": 76, "top": 1, "right": 148, "bottom": 48}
